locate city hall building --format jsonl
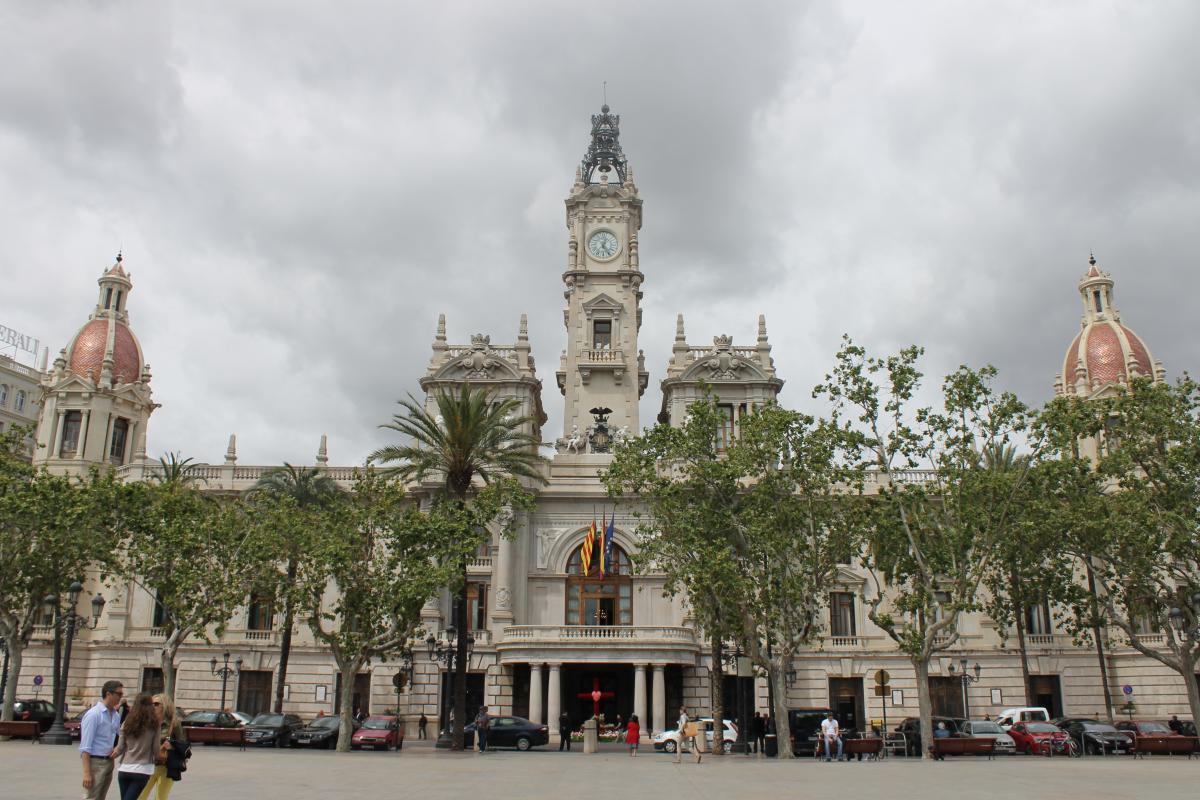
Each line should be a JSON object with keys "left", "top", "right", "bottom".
{"left": 12, "top": 106, "right": 1195, "bottom": 739}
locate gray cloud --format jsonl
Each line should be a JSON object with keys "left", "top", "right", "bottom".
{"left": 3, "top": 1, "right": 1197, "bottom": 465}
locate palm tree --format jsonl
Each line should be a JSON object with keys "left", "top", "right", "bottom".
{"left": 370, "top": 384, "right": 547, "bottom": 750}
{"left": 248, "top": 463, "right": 342, "bottom": 714}
{"left": 154, "top": 452, "right": 207, "bottom": 486}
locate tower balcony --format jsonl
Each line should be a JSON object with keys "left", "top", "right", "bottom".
{"left": 496, "top": 624, "right": 699, "bottom": 664}
{"left": 556, "top": 348, "right": 649, "bottom": 394}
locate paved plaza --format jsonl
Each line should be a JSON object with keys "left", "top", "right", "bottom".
{"left": 2, "top": 740, "right": 1196, "bottom": 800}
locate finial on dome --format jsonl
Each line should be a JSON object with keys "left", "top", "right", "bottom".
{"left": 1089, "top": 252, "right": 1095, "bottom": 266}
{"left": 316, "top": 434, "right": 328, "bottom": 465}
{"left": 116, "top": 250, "right": 123, "bottom": 264}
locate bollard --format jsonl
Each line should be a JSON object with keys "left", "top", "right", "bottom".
{"left": 583, "top": 717, "right": 599, "bottom": 754}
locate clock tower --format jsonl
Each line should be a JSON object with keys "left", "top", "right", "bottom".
{"left": 555, "top": 105, "right": 649, "bottom": 448}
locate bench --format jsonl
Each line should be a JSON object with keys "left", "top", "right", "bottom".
{"left": 0, "top": 720, "right": 42, "bottom": 740}
{"left": 183, "top": 726, "right": 244, "bottom": 749}
{"left": 844, "top": 738, "right": 883, "bottom": 759}
{"left": 1134, "top": 735, "right": 1199, "bottom": 759}
{"left": 932, "top": 737, "right": 996, "bottom": 759}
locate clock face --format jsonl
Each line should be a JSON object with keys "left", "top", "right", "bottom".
{"left": 587, "top": 230, "right": 619, "bottom": 260}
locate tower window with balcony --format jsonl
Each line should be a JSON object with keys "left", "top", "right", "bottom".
{"left": 467, "top": 583, "right": 488, "bottom": 631}
{"left": 593, "top": 319, "right": 612, "bottom": 350}
{"left": 566, "top": 542, "right": 632, "bottom": 625}
{"left": 716, "top": 404, "right": 746, "bottom": 452}
{"left": 247, "top": 594, "right": 274, "bottom": 631}
{"left": 110, "top": 418, "right": 129, "bottom": 463}
{"left": 830, "top": 592, "right": 856, "bottom": 637}
{"left": 60, "top": 410, "right": 82, "bottom": 456}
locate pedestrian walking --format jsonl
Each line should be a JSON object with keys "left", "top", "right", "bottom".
{"left": 418, "top": 713, "right": 428, "bottom": 740}
{"left": 558, "top": 710, "right": 572, "bottom": 751}
{"left": 474, "top": 705, "right": 491, "bottom": 752}
{"left": 674, "top": 707, "right": 701, "bottom": 764}
{"left": 113, "top": 693, "right": 164, "bottom": 800}
{"left": 626, "top": 714, "right": 641, "bottom": 757}
{"left": 118, "top": 700, "right": 130, "bottom": 723}
{"left": 80, "top": 680, "right": 124, "bottom": 799}
{"left": 752, "top": 712, "right": 765, "bottom": 754}
{"left": 136, "top": 694, "right": 188, "bottom": 800}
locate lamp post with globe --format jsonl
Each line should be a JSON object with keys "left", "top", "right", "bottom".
{"left": 41, "top": 581, "right": 106, "bottom": 745}
{"left": 947, "top": 658, "right": 982, "bottom": 720}
{"left": 426, "top": 627, "right": 474, "bottom": 748}
{"left": 210, "top": 651, "right": 243, "bottom": 712}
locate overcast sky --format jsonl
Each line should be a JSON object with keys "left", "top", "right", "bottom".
{"left": 3, "top": 1, "right": 1198, "bottom": 466}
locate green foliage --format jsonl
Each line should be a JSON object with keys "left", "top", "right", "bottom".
{"left": 603, "top": 388, "right": 862, "bottom": 758}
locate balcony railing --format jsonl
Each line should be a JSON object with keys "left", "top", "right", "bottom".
{"left": 1027, "top": 633, "right": 1056, "bottom": 646}
{"left": 149, "top": 627, "right": 168, "bottom": 638}
{"left": 826, "top": 636, "right": 861, "bottom": 649}
{"left": 501, "top": 625, "right": 696, "bottom": 644}
{"left": 467, "top": 556, "right": 493, "bottom": 572}
{"left": 244, "top": 629, "right": 276, "bottom": 642}
{"left": 580, "top": 348, "right": 625, "bottom": 364}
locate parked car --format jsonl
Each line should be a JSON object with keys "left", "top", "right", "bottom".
{"left": 1008, "top": 721, "right": 1075, "bottom": 755}
{"left": 1056, "top": 719, "right": 1133, "bottom": 755}
{"left": 243, "top": 713, "right": 304, "bottom": 747}
{"left": 291, "top": 715, "right": 357, "bottom": 749}
{"left": 1114, "top": 719, "right": 1178, "bottom": 741}
{"left": 11, "top": 699, "right": 57, "bottom": 732}
{"left": 351, "top": 715, "right": 404, "bottom": 751}
{"left": 653, "top": 718, "right": 737, "bottom": 754}
{"left": 894, "top": 716, "right": 963, "bottom": 757}
{"left": 464, "top": 715, "right": 548, "bottom": 751}
{"left": 787, "top": 708, "right": 834, "bottom": 756}
{"left": 958, "top": 719, "right": 1016, "bottom": 754}
{"left": 181, "top": 710, "right": 242, "bottom": 729}
{"left": 64, "top": 710, "right": 87, "bottom": 741}
{"left": 996, "top": 707, "right": 1050, "bottom": 731}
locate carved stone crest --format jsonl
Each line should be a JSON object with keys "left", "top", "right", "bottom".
{"left": 458, "top": 334, "right": 500, "bottom": 378}
{"left": 704, "top": 335, "right": 744, "bottom": 380}
{"left": 495, "top": 586, "right": 512, "bottom": 610}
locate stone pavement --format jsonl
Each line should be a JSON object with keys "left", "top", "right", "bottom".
{"left": 2, "top": 739, "right": 1196, "bottom": 800}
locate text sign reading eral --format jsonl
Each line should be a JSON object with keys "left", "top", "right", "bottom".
{"left": 0, "top": 324, "right": 39, "bottom": 357}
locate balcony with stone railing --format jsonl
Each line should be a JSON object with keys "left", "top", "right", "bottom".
{"left": 824, "top": 635, "right": 863, "bottom": 649}
{"left": 502, "top": 624, "right": 696, "bottom": 643}
{"left": 496, "top": 624, "right": 699, "bottom": 663}
{"left": 466, "top": 555, "right": 493, "bottom": 574}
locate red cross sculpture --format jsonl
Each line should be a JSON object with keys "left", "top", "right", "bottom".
{"left": 576, "top": 677, "right": 616, "bottom": 717}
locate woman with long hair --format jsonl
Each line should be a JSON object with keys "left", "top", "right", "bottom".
{"left": 137, "top": 694, "right": 185, "bottom": 799}
{"left": 112, "top": 692, "right": 164, "bottom": 800}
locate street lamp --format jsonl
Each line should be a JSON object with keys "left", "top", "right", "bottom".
{"left": 1167, "top": 592, "right": 1200, "bottom": 642}
{"left": 720, "top": 645, "right": 751, "bottom": 755}
{"left": 41, "top": 581, "right": 106, "bottom": 745}
{"left": 426, "top": 627, "right": 474, "bottom": 749}
{"left": 209, "top": 651, "right": 243, "bottom": 712}
{"left": 947, "top": 658, "right": 982, "bottom": 720}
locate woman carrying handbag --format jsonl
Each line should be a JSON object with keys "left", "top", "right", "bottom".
{"left": 674, "top": 707, "right": 702, "bottom": 764}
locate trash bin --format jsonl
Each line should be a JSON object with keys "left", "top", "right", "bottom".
{"left": 765, "top": 733, "right": 778, "bottom": 757}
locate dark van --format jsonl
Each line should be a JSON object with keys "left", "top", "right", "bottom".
{"left": 787, "top": 708, "right": 834, "bottom": 756}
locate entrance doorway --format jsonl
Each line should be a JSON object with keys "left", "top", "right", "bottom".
{"left": 829, "top": 677, "right": 866, "bottom": 735}
{"left": 439, "top": 673, "right": 485, "bottom": 725}
{"left": 1029, "top": 675, "right": 1063, "bottom": 718}
{"left": 561, "top": 665, "right": 633, "bottom": 729}
{"left": 237, "top": 670, "right": 273, "bottom": 717}
{"left": 141, "top": 668, "right": 164, "bottom": 696}
{"left": 928, "top": 677, "right": 965, "bottom": 718}
{"left": 335, "top": 672, "right": 372, "bottom": 715}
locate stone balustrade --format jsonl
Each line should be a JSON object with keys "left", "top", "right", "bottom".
{"left": 501, "top": 625, "right": 696, "bottom": 644}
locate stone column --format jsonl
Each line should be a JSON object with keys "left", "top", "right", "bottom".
{"left": 634, "top": 664, "right": 648, "bottom": 740}
{"left": 652, "top": 665, "right": 666, "bottom": 734}
{"left": 491, "top": 535, "right": 514, "bottom": 634}
{"left": 529, "top": 663, "right": 543, "bottom": 725}
{"left": 546, "top": 664, "right": 562, "bottom": 743}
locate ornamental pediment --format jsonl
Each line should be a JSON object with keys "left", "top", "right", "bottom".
{"left": 581, "top": 293, "right": 623, "bottom": 318}
{"left": 678, "top": 336, "right": 768, "bottom": 382}
{"left": 432, "top": 334, "right": 521, "bottom": 381}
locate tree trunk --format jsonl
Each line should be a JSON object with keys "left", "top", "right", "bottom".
{"left": 913, "top": 656, "right": 934, "bottom": 760}
{"left": 1084, "top": 562, "right": 1114, "bottom": 721}
{"left": 1, "top": 632, "right": 23, "bottom": 722}
{"left": 452, "top": 559, "right": 469, "bottom": 751}
{"left": 709, "top": 635, "right": 724, "bottom": 757}
{"left": 769, "top": 659, "right": 793, "bottom": 760}
{"left": 1010, "top": 572, "right": 1032, "bottom": 705}
{"left": 336, "top": 661, "right": 360, "bottom": 752}
{"left": 273, "top": 561, "right": 298, "bottom": 714}
{"left": 161, "top": 634, "right": 182, "bottom": 701}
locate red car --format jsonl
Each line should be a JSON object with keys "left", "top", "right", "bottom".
{"left": 1008, "top": 722, "right": 1076, "bottom": 755}
{"left": 351, "top": 715, "right": 404, "bottom": 751}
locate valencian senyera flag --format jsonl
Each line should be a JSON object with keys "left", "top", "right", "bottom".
{"left": 581, "top": 518, "right": 597, "bottom": 576}
{"left": 598, "top": 511, "right": 608, "bottom": 578}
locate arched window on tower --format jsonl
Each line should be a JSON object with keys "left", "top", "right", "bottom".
{"left": 109, "top": 418, "right": 130, "bottom": 463}
{"left": 60, "top": 411, "right": 82, "bottom": 456}
{"left": 0, "top": 384, "right": 8, "bottom": 407}
{"left": 14, "top": 390, "right": 25, "bottom": 413}
{"left": 566, "top": 542, "right": 632, "bottom": 626}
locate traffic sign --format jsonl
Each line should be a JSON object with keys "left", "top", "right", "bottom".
{"left": 874, "top": 684, "right": 891, "bottom": 697}
{"left": 392, "top": 672, "right": 405, "bottom": 689}
{"left": 32, "top": 675, "right": 43, "bottom": 686}
{"left": 1122, "top": 684, "right": 1133, "bottom": 696}
{"left": 874, "top": 669, "right": 890, "bottom": 686}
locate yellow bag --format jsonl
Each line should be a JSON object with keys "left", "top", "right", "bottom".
{"left": 683, "top": 722, "right": 699, "bottom": 738}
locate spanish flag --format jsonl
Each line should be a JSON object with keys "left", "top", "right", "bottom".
{"left": 598, "top": 511, "right": 608, "bottom": 578}
{"left": 581, "top": 519, "right": 597, "bottom": 576}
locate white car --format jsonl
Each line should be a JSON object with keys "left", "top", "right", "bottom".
{"left": 995, "top": 707, "right": 1050, "bottom": 731}
{"left": 958, "top": 719, "right": 1017, "bottom": 753}
{"left": 652, "top": 718, "right": 738, "bottom": 754}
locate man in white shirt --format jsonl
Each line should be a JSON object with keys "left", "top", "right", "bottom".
{"left": 820, "top": 712, "right": 843, "bottom": 761}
